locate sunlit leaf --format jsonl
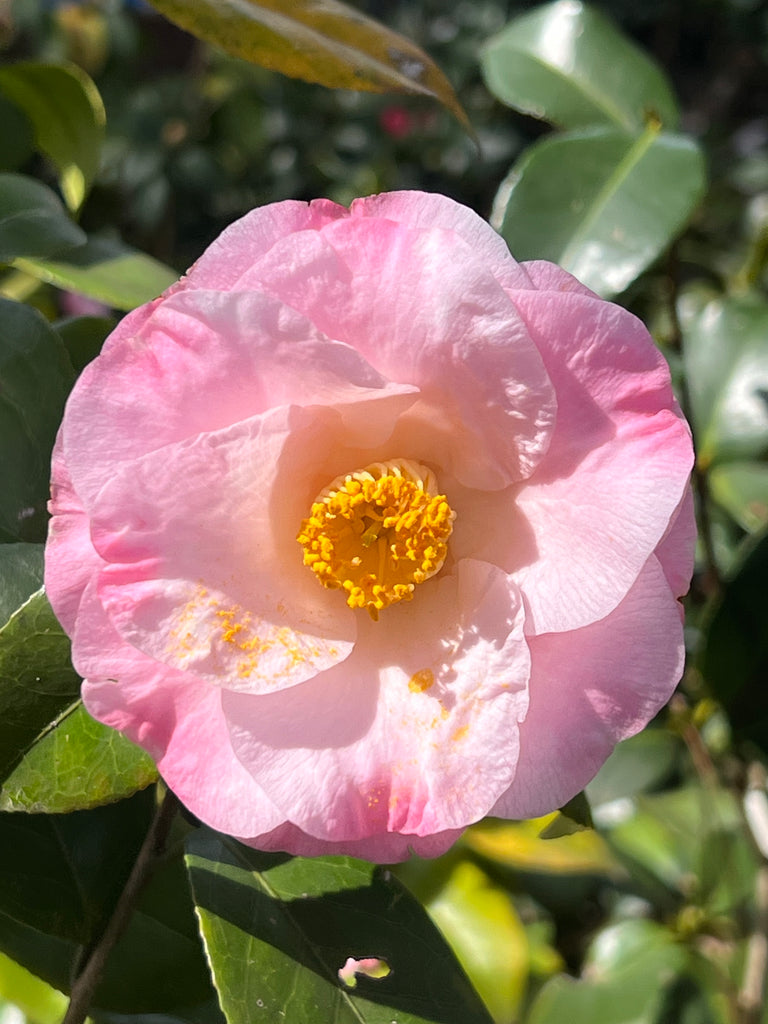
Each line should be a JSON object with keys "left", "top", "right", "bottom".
{"left": 493, "top": 124, "right": 705, "bottom": 297}
{"left": 0, "top": 950, "right": 67, "bottom": 1024}
{"left": 681, "top": 293, "right": 768, "bottom": 468}
{"left": 481, "top": 0, "right": 679, "bottom": 131}
{"left": 0, "top": 590, "right": 81, "bottom": 785}
{"left": 465, "top": 818, "right": 619, "bottom": 877}
{"left": 0, "top": 173, "right": 86, "bottom": 262}
{"left": 15, "top": 237, "right": 179, "bottom": 311}
{"left": 185, "top": 831, "right": 493, "bottom": 1024}
{"left": 0, "top": 62, "right": 105, "bottom": 212}
{"left": 145, "top": 0, "right": 471, "bottom": 133}
{"left": 0, "top": 703, "right": 157, "bottom": 813}
{"left": 0, "top": 299, "right": 74, "bottom": 543}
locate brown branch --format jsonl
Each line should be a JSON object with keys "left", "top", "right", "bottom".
{"left": 61, "top": 787, "right": 181, "bottom": 1024}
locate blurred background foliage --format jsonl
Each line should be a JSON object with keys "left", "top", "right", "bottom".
{"left": 1, "top": 0, "right": 768, "bottom": 1023}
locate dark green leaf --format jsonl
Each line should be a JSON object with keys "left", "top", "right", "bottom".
{"left": 145, "top": 0, "right": 471, "bottom": 134}
{"left": 0, "top": 96, "right": 34, "bottom": 172}
{"left": 681, "top": 293, "right": 768, "bottom": 467}
{"left": 0, "top": 62, "right": 105, "bottom": 212}
{"left": 185, "top": 831, "right": 494, "bottom": 1024}
{"left": 15, "top": 237, "right": 179, "bottom": 311}
{"left": 0, "top": 789, "right": 154, "bottom": 943}
{"left": 0, "top": 590, "right": 81, "bottom": 784}
{"left": 0, "top": 298, "right": 75, "bottom": 542}
{"left": 0, "top": 172, "right": 87, "bottom": 262}
{"left": 54, "top": 314, "right": 117, "bottom": 373}
{"left": 0, "top": 806, "right": 219, "bottom": 1015}
{"left": 481, "top": 0, "right": 679, "bottom": 131}
{"left": 0, "top": 703, "right": 157, "bottom": 813}
{"left": 539, "top": 791, "right": 593, "bottom": 839}
{"left": 0, "top": 543, "right": 43, "bottom": 628}
{"left": 702, "top": 528, "right": 768, "bottom": 752}
{"left": 494, "top": 125, "right": 706, "bottom": 297}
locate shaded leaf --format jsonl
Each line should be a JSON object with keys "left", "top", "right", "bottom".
{"left": 0, "top": 172, "right": 87, "bottom": 262}
{"left": 0, "top": 61, "right": 105, "bottom": 212}
{"left": 587, "top": 729, "right": 682, "bottom": 809}
{"left": 0, "top": 809, "right": 219, "bottom": 1015}
{"left": 709, "top": 461, "right": 768, "bottom": 533}
{"left": 14, "top": 237, "right": 179, "bottom": 311}
{"left": 185, "top": 830, "right": 494, "bottom": 1024}
{"left": 702, "top": 528, "right": 768, "bottom": 753}
{"left": 0, "top": 543, "right": 43, "bottom": 629}
{"left": 681, "top": 293, "right": 768, "bottom": 467}
{"left": 0, "top": 298, "right": 74, "bottom": 543}
{"left": 494, "top": 124, "right": 705, "bottom": 297}
{"left": 54, "top": 314, "right": 117, "bottom": 372}
{"left": 0, "top": 96, "right": 34, "bottom": 172}
{"left": 0, "top": 703, "right": 157, "bottom": 813}
{"left": 0, "top": 590, "right": 81, "bottom": 785}
{"left": 539, "top": 791, "right": 593, "bottom": 838}
{"left": 0, "top": 789, "right": 154, "bottom": 944}
{"left": 481, "top": 0, "right": 678, "bottom": 131}
{"left": 145, "top": 0, "right": 471, "bottom": 133}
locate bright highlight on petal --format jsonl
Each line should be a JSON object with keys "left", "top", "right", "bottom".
{"left": 297, "top": 459, "right": 455, "bottom": 620}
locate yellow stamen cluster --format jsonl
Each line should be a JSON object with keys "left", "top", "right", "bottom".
{"left": 297, "top": 460, "right": 455, "bottom": 620}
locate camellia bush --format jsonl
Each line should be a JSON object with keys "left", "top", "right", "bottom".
{"left": 1, "top": 2, "right": 767, "bottom": 1024}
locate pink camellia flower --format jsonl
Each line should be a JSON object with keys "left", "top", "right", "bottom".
{"left": 45, "top": 191, "right": 695, "bottom": 861}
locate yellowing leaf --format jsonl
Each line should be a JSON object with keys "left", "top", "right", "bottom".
{"left": 146, "top": 0, "right": 471, "bottom": 133}
{"left": 466, "top": 817, "right": 621, "bottom": 876}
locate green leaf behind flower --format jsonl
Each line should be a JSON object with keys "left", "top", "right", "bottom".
{"left": 185, "top": 831, "right": 494, "bottom": 1024}
{"left": 494, "top": 125, "right": 705, "bottom": 297}
{"left": 481, "top": 0, "right": 679, "bottom": 131}
{"left": 0, "top": 173, "right": 86, "bottom": 262}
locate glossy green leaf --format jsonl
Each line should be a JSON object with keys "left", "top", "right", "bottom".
{"left": 145, "top": 0, "right": 471, "bottom": 133}
{"left": 481, "top": 0, "right": 678, "bottom": 131}
{"left": 0, "top": 703, "right": 157, "bottom": 813}
{"left": 0, "top": 298, "right": 74, "bottom": 543}
{"left": 681, "top": 293, "right": 768, "bottom": 467}
{"left": 0, "top": 62, "right": 105, "bottom": 212}
{"left": 54, "top": 313, "right": 116, "bottom": 372}
{"left": 185, "top": 831, "right": 494, "bottom": 1024}
{"left": 539, "top": 791, "right": 593, "bottom": 838}
{"left": 702, "top": 529, "right": 768, "bottom": 753}
{"left": 709, "top": 461, "right": 768, "bottom": 533}
{"left": 494, "top": 124, "right": 705, "bottom": 297}
{"left": 14, "top": 237, "right": 179, "bottom": 311}
{"left": 0, "top": 590, "right": 81, "bottom": 785}
{"left": 0, "top": 173, "right": 87, "bottom": 262}
{"left": 0, "top": 543, "right": 43, "bottom": 628}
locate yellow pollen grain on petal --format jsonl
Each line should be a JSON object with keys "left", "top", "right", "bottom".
{"left": 297, "top": 459, "right": 455, "bottom": 620}
{"left": 408, "top": 668, "right": 435, "bottom": 694}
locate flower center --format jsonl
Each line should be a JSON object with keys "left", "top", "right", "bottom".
{"left": 297, "top": 459, "right": 455, "bottom": 621}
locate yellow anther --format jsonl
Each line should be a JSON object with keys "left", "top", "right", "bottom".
{"left": 297, "top": 459, "right": 455, "bottom": 620}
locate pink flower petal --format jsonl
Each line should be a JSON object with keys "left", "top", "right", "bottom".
{"left": 506, "top": 289, "right": 693, "bottom": 633}
{"left": 655, "top": 486, "right": 696, "bottom": 598}
{"left": 223, "top": 560, "right": 530, "bottom": 841}
{"left": 243, "top": 821, "right": 463, "bottom": 862}
{"left": 492, "top": 554, "right": 685, "bottom": 819}
{"left": 75, "top": 582, "right": 284, "bottom": 836}
{"left": 239, "top": 217, "right": 556, "bottom": 488}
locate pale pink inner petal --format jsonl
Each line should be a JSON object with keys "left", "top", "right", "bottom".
{"left": 491, "top": 554, "right": 685, "bottom": 820}
{"left": 655, "top": 486, "right": 696, "bottom": 598}
{"left": 520, "top": 259, "right": 600, "bottom": 297}
{"left": 64, "top": 290, "right": 407, "bottom": 508}
{"left": 223, "top": 560, "right": 530, "bottom": 842}
{"left": 237, "top": 217, "right": 557, "bottom": 489}
{"left": 91, "top": 404, "right": 375, "bottom": 694}
{"left": 504, "top": 290, "right": 694, "bottom": 633}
